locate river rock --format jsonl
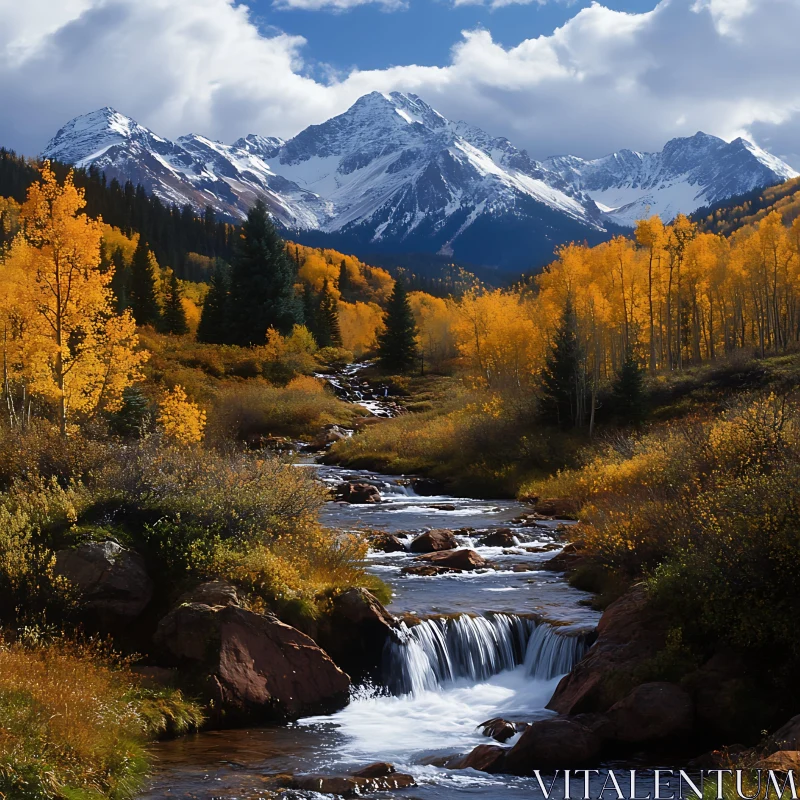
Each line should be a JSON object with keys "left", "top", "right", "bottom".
{"left": 547, "top": 586, "right": 668, "bottom": 715}
{"left": 481, "top": 529, "right": 517, "bottom": 548}
{"left": 368, "top": 533, "right": 407, "bottom": 553}
{"left": 504, "top": 717, "right": 602, "bottom": 774}
{"left": 410, "top": 477, "right": 446, "bottom": 496}
{"left": 178, "top": 580, "right": 240, "bottom": 608}
{"left": 451, "top": 744, "right": 508, "bottom": 773}
{"left": 310, "top": 425, "right": 349, "bottom": 450}
{"left": 534, "top": 499, "right": 578, "bottom": 519}
{"left": 55, "top": 540, "right": 153, "bottom": 624}
{"left": 154, "top": 603, "right": 350, "bottom": 723}
{"left": 336, "top": 482, "right": 381, "bottom": 503}
{"left": 316, "top": 588, "right": 399, "bottom": 681}
{"left": 291, "top": 769, "right": 415, "bottom": 796}
{"left": 401, "top": 564, "right": 452, "bottom": 576}
{"left": 606, "top": 682, "right": 693, "bottom": 743}
{"left": 414, "top": 549, "right": 490, "bottom": 571}
{"left": 409, "top": 529, "right": 457, "bottom": 553}
{"left": 479, "top": 717, "right": 518, "bottom": 743}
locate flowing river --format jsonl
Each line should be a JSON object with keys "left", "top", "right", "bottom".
{"left": 138, "top": 367, "right": 603, "bottom": 800}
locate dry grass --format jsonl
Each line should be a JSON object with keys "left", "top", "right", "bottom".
{"left": 0, "top": 638, "right": 186, "bottom": 800}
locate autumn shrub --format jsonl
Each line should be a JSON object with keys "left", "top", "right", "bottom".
{"left": 156, "top": 385, "right": 206, "bottom": 444}
{"left": 207, "top": 378, "right": 361, "bottom": 442}
{"left": 0, "top": 638, "right": 202, "bottom": 800}
{"left": 0, "top": 420, "right": 112, "bottom": 489}
{"left": 529, "top": 392, "right": 800, "bottom": 675}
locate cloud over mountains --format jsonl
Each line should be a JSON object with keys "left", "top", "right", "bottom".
{"left": 1, "top": 0, "right": 799, "bottom": 168}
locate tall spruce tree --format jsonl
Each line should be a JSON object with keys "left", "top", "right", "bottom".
{"left": 227, "top": 201, "right": 302, "bottom": 345}
{"left": 315, "top": 279, "right": 342, "bottom": 348}
{"left": 109, "top": 246, "right": 130, "bottom": 313}
{"left": 611, "top": 347, "right": 647, "bottom": 425}
{"left": 129, "top": 236, "right": 161, "bottom": 326}
{"left": 162, "top": 272, "right": 189, "bottom": 335}
{"left": 540, "top": 295, "right": 585, "bottom": 428}
{"left": 301, "top": 283, "right": 318, "bottom": 342}
{"left": 378, "top": 279, "right": 418, "bottom": 372}
{"left": 197, "top": 263, "right": 229, "bottom": 344}
{"left": 338, "top": 259, "right": 352, "bottom": 302}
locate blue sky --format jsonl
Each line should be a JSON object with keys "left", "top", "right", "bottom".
{"left": 251, "top": 0, "right": 653, "bottom": 76}
{"left": 1, "top": 0, "right": 799, "bottom": 169}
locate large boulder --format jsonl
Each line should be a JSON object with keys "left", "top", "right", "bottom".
{"left": 178, "top": 581, "right": 240, "bottom": 608}
{"left": 451, "top": 744, "right": 508, "bottom": 773}
{"left": 316, "top": 588, "right": 399, "bottom": 681}
{"left": 55, "top": 540, "right": 153, "bottom": 624}
{"left": 154, "top": 603, "right": 350, "bottom": 724}
{"left": 547, "top": 587, "right": 668, "bottom": 715}
{"left": 409, "top": 529, "right": 457, "bottom": 553}
{"left": 336, "top": 482, "right": 381, "bottom": 504}
{"left": 414, "top": 549, "right": 490, "bottom": 571}
{"left": 480, "top": 529, "right": 517, "bottom": 548}
{"left": 504, "top": 717, "right": 603, "bottom": 775}
{"left": 368, "top": 533, "right": 407, "bottom": 553}
{"left": 606, "top": 682, "right": 693, "bottom": 743}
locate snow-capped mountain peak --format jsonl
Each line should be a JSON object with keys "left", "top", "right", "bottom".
{"left": 41, "top": 95, "right": 797, "bottom": 271}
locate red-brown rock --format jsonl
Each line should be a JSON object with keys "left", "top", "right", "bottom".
{"left": 479, "top": 717, "right": 518, "bottom": 742}
{"left": 451, "top": 744, "right": 508, "bottom": 773}
{"left": 547, "top": 587, "right": 668, "bottom": 715}
{"left": 414, "top": 548, "right": 490, "bottom": 571}
{"left": 504, "top": 717, "right": 602, "bottom": 774}
{"left": 480, "top": 529, "right": 517, "bottom": 548}
{"left": 409, "top": 529, "right": 458, "bottom": 553}
{"left": 154, "top": 604, "right": 350, "bottom": 722}
{"left": 336, "top": 482, "right": 381, "bottom": 503}
{"left": 607, "top": 682, "right": 693, "bottom": 743}
{"left": 368, "top": 533, "right": 407, "bottom": 553}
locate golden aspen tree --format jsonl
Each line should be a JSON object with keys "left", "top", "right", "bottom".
{"left": 157, "top": 385, "right": 206, "bottom": 444}
{"left": 635, "top": 216, "right": 665, "bottom": 372}
{"left": 3, "top": 164, "right": 147, "bottom": 434}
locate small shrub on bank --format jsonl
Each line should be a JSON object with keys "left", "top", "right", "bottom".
{"left": 207, "top": 379, "right": 360, "bottom": 442}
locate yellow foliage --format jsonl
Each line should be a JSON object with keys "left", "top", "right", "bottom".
{"left": 0, "top": 164, "right": 148, "bottom": 432}
{"left": 339, "top": 300, "right": 384, "bottom": 356}
{"left": 286, "top": 375, "right": 326, "bottom": 393}
{"left": 157, "top": 385, "right": 207, "bottom": 444}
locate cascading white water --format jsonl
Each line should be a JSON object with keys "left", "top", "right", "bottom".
{"left": 383, "top": 613, "right": 589, "bottom": 696}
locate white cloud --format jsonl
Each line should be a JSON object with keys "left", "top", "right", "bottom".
{"left": 272, "top": 0, "right": 406, "bottom": 12}
{"left": 1, "top": 0, "right": 799, "bottom": 170}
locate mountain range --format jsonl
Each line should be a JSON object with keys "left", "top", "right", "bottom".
{"left": 42, "top": 92, "right": 797, "bottom": 272}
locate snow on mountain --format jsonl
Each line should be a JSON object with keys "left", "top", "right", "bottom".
{"left": 42, "top": 107, "right": 329, "bottom": 228}
{"left": 544, "top": 131, "right": 798, "bottom": 227}
{"left": 41, "top": 95, "right": 798, "bottom": 270}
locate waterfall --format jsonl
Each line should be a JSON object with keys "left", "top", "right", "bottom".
{"left": 383, "top": 613, "right": 590, "bottom": 696}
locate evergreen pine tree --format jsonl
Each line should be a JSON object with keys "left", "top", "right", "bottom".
{"left": 338, "top": 259, "right": 351, "bottom": 301}
{"left": 109, "top": 386, "right": 152, "bottom": 438}
{"left": 378, "top": 279, "right": 418, "bottom": 372}
{"left": 315, "top": 279, "right": 343, "bottom": 348}
{"left": 129, "top": 236, "right": 161, "bottom": 326}
{"left": 301, "top": 283, "right": 318, "bottom": 342}
{"left": 109, "top": 246, "right": 130, "bottom": 313}
{"left": 227, "top": 201, "right": 302, "bottom": 346}
{"left": 197, "top": 263, "right": 229, "bottom": 344}
{"left": 540, "top": 296, "right": 585, "bottom": 428}
{"left": 612, "top": 347, "right": 647, "bottom": 425}
{"left": 162, "top": 272, "right": 189, "bottom": 335}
